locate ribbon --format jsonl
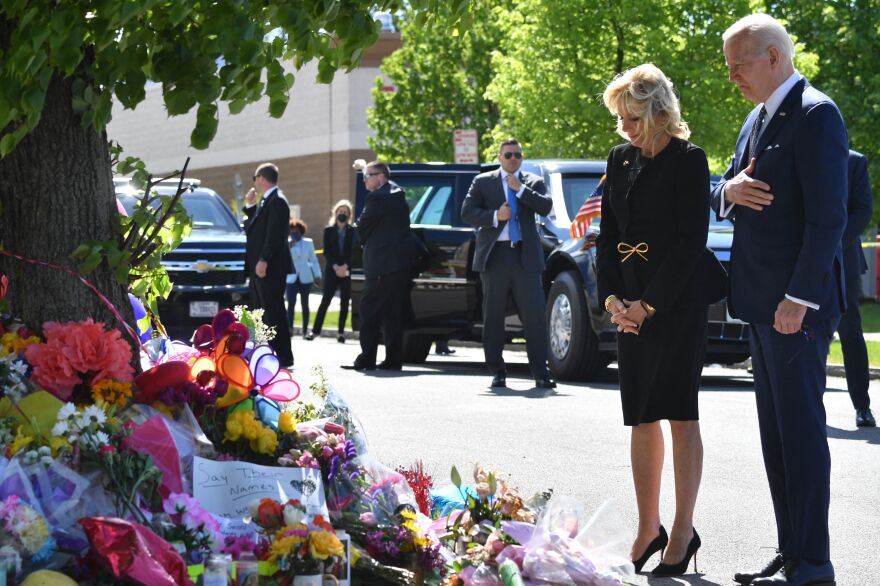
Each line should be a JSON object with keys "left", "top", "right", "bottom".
{"left": 617, "top": 241, "right": 649, "bottom": 262}
{"left": 0, "top": 249, "right": 149, "bottom": 357}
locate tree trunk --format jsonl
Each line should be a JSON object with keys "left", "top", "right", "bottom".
{"left": 0, "top": 72, "right": 134, "bottom": 346}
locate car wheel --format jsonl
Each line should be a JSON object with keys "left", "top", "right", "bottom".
{"left": 402, "top": 332, "right": 432, "bottom": 364}
{"left": 545, "top": 270, "right": 604, "bottom": 381}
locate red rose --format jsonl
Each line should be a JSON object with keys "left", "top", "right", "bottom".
{"left": 100, "top": 445, "right": 116, "bottom": 454}
{"left": 257, "top": 499, "right": 284, "bottom": 530}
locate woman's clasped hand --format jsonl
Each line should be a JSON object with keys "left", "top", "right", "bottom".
{"left": 607, "top": 297, "right": 652, "bottom": 335}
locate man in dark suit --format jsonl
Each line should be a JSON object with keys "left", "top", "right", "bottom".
{"left": 244, "top": 163, "right": 294, "bottom": 367}
{"left": 712, "top": 15, "right": 847, "bottom": 586}
{"left": 839, "top": 150, "right": 875, "bottom": 427}
{"left": 461, "top": 138, "right": 555, "bottom": 389}
{"left": 344, "top": 161, "right": 417, "bottom": 371}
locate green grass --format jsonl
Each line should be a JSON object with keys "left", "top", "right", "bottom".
{"left": 859, "top": 301, "right": 880, "bottom": 333}
{"left": 289, "top": 310, "right": 347, "bottom": 332}
{"left": 828, "top": 340, "right": 880, "bottom": 368}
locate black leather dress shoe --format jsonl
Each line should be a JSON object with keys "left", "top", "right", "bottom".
{"left": 735, "top": 553, "right": 786, "bottom": 584}
{"left": 341, "top": 362, "right": 375, "bottom": 371}
{"left": 377, "top": 362, "right": 402, "bottom": 371}
{"left": 751, "top": 560, "right": 835, "bottom": 585}
{"left": 535, "top": 376, "right": 556, "bottom": 389}
{"left": 856, "top": 408, "right": 876, "bottom": 427}
{"left": 490, "top": 373, "right": 506, "bottom": 387}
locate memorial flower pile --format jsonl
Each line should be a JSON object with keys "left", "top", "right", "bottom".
{"left": 0, "top": 495, "right": 55, "bottom": 572}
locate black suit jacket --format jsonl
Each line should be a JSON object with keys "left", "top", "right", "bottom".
{"left": 243, "top": 187, "right": 294, "bottom": 277}
{"left": 356, "top": 181, "right": 418, "bottom": 279}
{"left": 597, "top": 138, "right": 720, "bottom": 312}
{"left": 322, "top": 224, "right": 355, "bottom": 268}
{"left": 460, "top": 169, "right": 552, "bottom": 273}
{"left": 845, "top": 150, "right": 873, "bottom": 276}
{"left": 710, "top": 78, "right": 848, "bottom": 324}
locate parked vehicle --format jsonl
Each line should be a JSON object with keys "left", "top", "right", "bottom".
{"left": 116, "top": 178, "right": 248, "bottom": 338}
{"left": 349, "top": 163, "right": 749, "bottom": 379}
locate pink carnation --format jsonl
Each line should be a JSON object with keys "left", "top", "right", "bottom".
{"left": 24, "top": 319, "right": 134, "bottom": 400}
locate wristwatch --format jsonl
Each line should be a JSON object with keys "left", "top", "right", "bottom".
{"left": 640, "top": 300, "right": 656, "bottom": 316}
{"left": 604, "top": 295, "right": 619, "bottom": 313}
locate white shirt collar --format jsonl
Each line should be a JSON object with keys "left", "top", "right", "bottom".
{"left": 762, "top": 71, "right": 801, "bottom": 119}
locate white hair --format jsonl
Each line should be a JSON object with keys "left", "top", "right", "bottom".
{"left": 723, "top": 13, "right": 795, "bottom": 61}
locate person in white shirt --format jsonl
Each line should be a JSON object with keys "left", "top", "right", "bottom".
{"left": 285, "top": 219, "right": 322, "bottom": 340}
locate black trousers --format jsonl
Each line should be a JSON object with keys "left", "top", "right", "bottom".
{"left": 356, "top": 270, "right": 411, "bottom": 368}
{"left": 481, "top": 245, "right": 549, "bottom": 379}
{"left": 249, "top": 272, "right": 293, "bottom": 365}
{"left": 285, "top": 280, "right": 312, "bottom": 332}
{"left": 837, "top": 269, "right": 870, "bottom": 410}
{"left": 313, "top": 270, "right": 351, "bottom": 335}
{"left": 749, "top": 320, "right": 833, "bottom": 563}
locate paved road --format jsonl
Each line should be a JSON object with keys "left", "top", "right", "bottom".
{"left": 289, "top": 336, "right": 879, "bottom": 585}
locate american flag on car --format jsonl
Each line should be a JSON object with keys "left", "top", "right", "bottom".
{"left": 569, "top": 174, "right": 605, "bottom": 239}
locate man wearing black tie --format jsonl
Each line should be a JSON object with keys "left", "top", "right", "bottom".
{"left": 244, "top": 163, "right": 294, "bottom": 367}
{"left": 461, "top": 138, "right": 555, "bottom": 389}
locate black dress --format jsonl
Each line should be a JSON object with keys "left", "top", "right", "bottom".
{"left": 596, "top": 137, "right": 719, "bottom": 426}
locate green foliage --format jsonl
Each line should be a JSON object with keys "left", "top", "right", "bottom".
{"left": 0, "top": 1, "right": 471, "bottom": 156}
{"left": 368, "top": 1, "right": 504, "bottom": 162}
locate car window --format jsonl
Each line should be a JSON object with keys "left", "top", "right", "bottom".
{"left": 394, "top": 178, "right": 456, "bottom": 226}
{"left": 561, "top": 174, "right": 602, "bottom": 219}
{"left": 117, "top": 192, "right": 241, "bottom": 233}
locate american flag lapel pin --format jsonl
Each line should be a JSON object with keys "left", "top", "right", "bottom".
{"left": 778, "top": 111, "right": 787, "bottom": 117}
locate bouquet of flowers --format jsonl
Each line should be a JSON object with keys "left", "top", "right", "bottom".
{"left": 364, "top": 508, "right": 446, "bottom": 578}
{"left": 249, "top": 498, "right": 346, "bottom": 582}
{"left": 155, "top": 492, "right": 222, "bottom": 564}
{"left": 0, "top": 495, "right": 55, "bottom": 577}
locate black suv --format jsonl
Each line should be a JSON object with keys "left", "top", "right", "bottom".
{"left": 115, "top": 179, "right": 248, "bottom": 337}
{"left": 349, "top": 163, "right": 749, "bottom": 380}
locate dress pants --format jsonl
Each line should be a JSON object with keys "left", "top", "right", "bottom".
{"left": 286, "top": 280, "right": 312, "bottom": 332}
{"left": 481, "top": 244, "right": 549, "bottom": 380}
{"left": 313, "top": 270, "right": 351, "bottom": 335}
{"left": 749, "top": 320, "right": 833, "bottom": 563}
{"left": 250, "top": 272, "right": 294, "bottom": 366}
{"left": 357, "top": 270, "right": 411, "bottom": 368}
{"left": 837, "top": 268, "right": 870, "bottom": 410}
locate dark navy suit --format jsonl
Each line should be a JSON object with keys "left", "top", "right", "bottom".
{"left": 711, "top": 77, "right": 848, "bottom": 564}
{"left": 838, "top": 150, "right": 873, "bottom": 411}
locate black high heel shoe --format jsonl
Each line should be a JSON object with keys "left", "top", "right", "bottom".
{"left": 631, "top": 525, "right": 668, "bottom": 573}
{"left": 651, "top": 528, "right": 701, "bottom": 576}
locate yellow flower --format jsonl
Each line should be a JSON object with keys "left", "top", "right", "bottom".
{"left": 268, "top": 535, "right": 299, "bottom": 563}
{"left": 91, "top": 379, "right": 133, "bottom": 409}
{"left": 251, "top": 428, "right": 278, "bottom": 455}
{"left": 9, "top": 426, "right": 34, "bottom": 455}
{"left": 308, "top": 530, "right": 344, "bottom": 560}
{"left": 278, "top": 412, "right": 296, "bottom": 434}
{"left": 0, "top": 332, "right": 38, "bottom": 357}
{"left": 224, "top": 412, "right": 245, "bottom": 442}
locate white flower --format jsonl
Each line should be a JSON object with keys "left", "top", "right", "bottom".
{"left": 51, "top": 421, "right": 69, "bottom": 437}
{"left": 83, "top": 431, "right": 110, "bottom": 449}
{"left": 283, "top": 503, "right": 306, "bottom": 526}
{"left": 9, "top": 360, "right": 27, "bottom": 377}
{"left": 57, "top": 403, "right": 77, "bottom": 421}
{"left": 80, "top": 405, "right": 106, "bottom": 428}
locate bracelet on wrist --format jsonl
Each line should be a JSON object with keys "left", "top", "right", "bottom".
{"left": 640, "top": 300, "right": 656, "bottom": 316}
{"left": 604, "top": 295, "right": 619, "bottom": 313}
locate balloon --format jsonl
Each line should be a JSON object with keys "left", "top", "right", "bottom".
{"left": 135, "top": 361, "right": 191, "bottom": 403}
{"left": 128, "top": 293, "right": 152, "bottom": 343}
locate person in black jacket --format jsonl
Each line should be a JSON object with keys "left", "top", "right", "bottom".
{"left": 597, "top": 64, "right": 724, "bottom": 576}
{"left": 343, "top": 162, "right": 418, "bottom": 371}
{"left": 839, "top": 150, "right": 875, "bottom": 427}
{"left": 244, "top": 163, "right": 294, "bottom": 367}
{"left": 312, "top": 199, "right": 356, "bottom": 343}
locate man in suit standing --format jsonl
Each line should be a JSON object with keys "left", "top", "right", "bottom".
{"left": 244, "top": 163, "right": 294, "bottom": 367}
{"left": 344, "top": 161, "right": 417, "bottom": 371}
{"left": 461, "top": 138, "right": 555, "bottom": 389}
{"left": 712, "top": 15, "right": 847, "bottom": 586}
{"left": 839, "top": 150, "right": 875, "bottom": 427}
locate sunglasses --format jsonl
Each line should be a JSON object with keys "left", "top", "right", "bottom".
{"left": 502, "top": 152, "right": 523, "bottom": 160}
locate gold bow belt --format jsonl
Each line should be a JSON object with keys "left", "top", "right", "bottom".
{"left": 617, "top": 241, "right": 649, "bottom": 262}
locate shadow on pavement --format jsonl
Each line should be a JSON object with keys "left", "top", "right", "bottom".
{"left": 646, "top": 574, "right": 723, "bottom": 585}
{"left": 826, "top": 424, "right": 880, "bottom": 445}
{"left": 481, "top": 386, "right": 570, "bottom": 399}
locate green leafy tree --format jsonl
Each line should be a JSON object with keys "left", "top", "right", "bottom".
{"left": 0, "top": 1, "right": 466, "bottom": 336}
{"left": 486, "top": 0, "right": 760, "bottom": 170}
{"left": 368, "top": 1, "right": 504, "bottom": 162}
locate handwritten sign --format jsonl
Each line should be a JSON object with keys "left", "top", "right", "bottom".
{"left": 193, "top": 457, "right": 328, "bottom": 522}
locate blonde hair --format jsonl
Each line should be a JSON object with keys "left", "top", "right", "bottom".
{"left": 328, "top": 198, "right": 353, "bottom": 226}
{"left": 723, "top": 13, "right": 795, "bottom": 61}
{"left": 602, "top": 63, "right": 690, "bottom": 150}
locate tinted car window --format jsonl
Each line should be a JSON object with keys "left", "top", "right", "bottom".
{"left": 394, "top": 177, "right": 456, "bottom": 226}
{"left": 118, "top": 192, "right": 241, "bottom": 233}
{"left": 561, "top": 173, "right": 602, "bottom": 219}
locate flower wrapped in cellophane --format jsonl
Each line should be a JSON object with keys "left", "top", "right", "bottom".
{"left": 0, "top": 495, "right": 56, "bottom": 576}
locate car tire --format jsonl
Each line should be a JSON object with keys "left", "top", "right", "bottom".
{"left": 545, "top": 270, "right": 604, "bottom": 381}
{"left": 402, "top": 332, "right": 433, "bottom": 364}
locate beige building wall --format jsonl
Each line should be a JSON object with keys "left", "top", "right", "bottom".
{"left": 107, "top": 33, "right": 401, "bottom": 236}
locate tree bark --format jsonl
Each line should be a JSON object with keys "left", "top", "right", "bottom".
{"left": 0, "top": 72, "right": 134, "bottom": 344}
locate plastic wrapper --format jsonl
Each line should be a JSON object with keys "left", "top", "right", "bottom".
{"left": 520, "top": 497, "right": 633, "bottom": 586}
{"left": 124, "top": 414, "right": 183, "bottom": 497}
{"left": 328, "top": 454, "right": 416, "bottom": 525}
{"left": 79, "top": 517, "right": 194, "bottom": 586}
{"left": 319, "top": 387, "right": 370, "bottom": 456}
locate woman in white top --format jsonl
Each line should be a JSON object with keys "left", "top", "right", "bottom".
{"left": 286, "top": 219, "right": 322, "bottom": 339}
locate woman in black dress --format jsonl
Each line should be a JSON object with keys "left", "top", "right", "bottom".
{"left": 311, "top": 199, "right": 355, "bottom": 342}
{"left": 597, "top": 64, "right": 723, "bottom": 576}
